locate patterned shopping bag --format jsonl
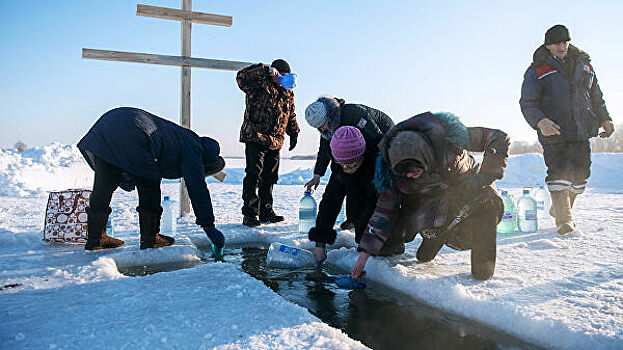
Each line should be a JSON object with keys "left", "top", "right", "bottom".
{"left": 43, "top": 189, "right": 91, "bottom": 243}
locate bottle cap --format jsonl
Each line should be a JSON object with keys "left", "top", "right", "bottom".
{"left": 164, "top": 196, "right": 170, "bottom": 201}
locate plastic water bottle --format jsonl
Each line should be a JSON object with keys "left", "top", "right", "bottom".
{"left": 299, "top": 191, "right": 317, "bottom": 234}
{"left": 534, "top": 186, "right": 550, "bottom": 220}
{"left": 106, "top": 217, "right": 114, "bottom": 237}
{"left": 266, "top": 242, "right": 316, "bottom": 268}
{"left": 497, "top": 190, "right": 517, "bottom": 234}
{"left": 335, "top": 275, "right": 367, "bottom": 290}
{"left": 517, "top": 188, "right": 538, "bottom": 233}
{"left": 161, "top": 196, "right": 175, "bottom": 235}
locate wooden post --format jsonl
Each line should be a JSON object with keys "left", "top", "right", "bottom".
{"left": 179, "top": 0, "right": 192, "bottom": 216}
{"left": 82, "top": 2, "right": 252, "bottom": 219}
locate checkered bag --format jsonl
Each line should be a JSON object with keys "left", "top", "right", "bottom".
{"left": 43, "top": 189, "right": 91, "bottom": 243}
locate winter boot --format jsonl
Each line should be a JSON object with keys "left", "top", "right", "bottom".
{"left": 550, "top": 190, "right": 574, "bottom": 235}
{"left": 138, "top": 207, "right": 175, "bottom": 249}
{"left": 84, "top": 207, "right": 124, "bottom": 251}
{"left": 339, "top": 220, "right": 355, "bottom": 230}
{"left": 242, "top": 215, "right": 261, "bottom": 227}
{"left": 259, "top": 211, "right": 284, "bottom": 223}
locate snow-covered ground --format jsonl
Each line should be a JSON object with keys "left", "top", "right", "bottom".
{"left": 1, "top": 144, "right": 622, "bottom": 349}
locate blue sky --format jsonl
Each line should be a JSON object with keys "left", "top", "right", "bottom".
{"left": 1, "top": 0, "right": 621, "bottom": 156}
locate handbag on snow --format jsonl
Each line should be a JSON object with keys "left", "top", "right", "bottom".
{"left": 43, "top": 189, "right": 91, "bottom": 243}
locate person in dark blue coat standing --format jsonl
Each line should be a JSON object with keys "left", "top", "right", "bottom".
{"left": 77, "top": 107, "right": 226, "bottom": 251}
{"left": 520, "top": 24, "right": 615, "bottom": 235}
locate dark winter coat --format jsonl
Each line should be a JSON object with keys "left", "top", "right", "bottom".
{"left": 358, "top": 112, "right": 509, "bottom": 256}
{"left": 520, "top": 44, "right": 611, "bottom": 144}
{"left": 237, "top": 63, "right": 300, "bottom": 150}
{"left": 77, "top": 107, "right": 221, "bottom": 226}
{"left": 312, "top": 98, "right": 395, "bottom": 176}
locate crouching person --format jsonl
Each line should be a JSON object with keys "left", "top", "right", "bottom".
{"left": 77, "top": 107, "right": 226, "bottom": 251}
{"left": 351, "top": 112, "right": 509, "bottom": 280}
{"left": 308, "top": 126, "right": 382, "bottom": 264}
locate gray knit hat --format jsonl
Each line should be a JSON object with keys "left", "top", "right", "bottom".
{"left": 305, "top": 101, "right": 328, "bottom": 128}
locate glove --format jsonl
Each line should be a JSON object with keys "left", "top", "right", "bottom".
{"left": 203, "top": 225, "right": 225, "bottom": 248}
{"left": 289, "top": 135, "right": 298, "bottom": 151}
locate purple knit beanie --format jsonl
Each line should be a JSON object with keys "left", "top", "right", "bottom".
{"left": 330, "top": 126, "right": 366, "bottom": 163}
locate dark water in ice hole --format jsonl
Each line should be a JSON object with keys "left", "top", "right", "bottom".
{"left": 119, "top": 245, "right": 543, "bottom": 350}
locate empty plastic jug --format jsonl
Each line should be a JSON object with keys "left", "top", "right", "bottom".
{"left": 517, "top": 188, "right": 538, "bottom": 233}
{"left": 266, "top": 242, "right": 316, "bottom": 268}
{"left": 299, "top": 191, "right": 317, "bottom": 234}
{"left": 534, "top": 186, "right": 551, "bottom": 220}
{"left": 161, "top": 196, "right": 175, "bottom": 235}
{"left": 497, "top": 190, "right": 517, "bottom": 234}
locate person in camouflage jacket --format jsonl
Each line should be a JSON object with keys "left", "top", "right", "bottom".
{"left": 351, "top": 112, "right": 509, "bottom": 280}
{"left": 237, "top": 59, "right": 300, "bottom": 226}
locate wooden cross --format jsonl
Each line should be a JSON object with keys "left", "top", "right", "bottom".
{"left": 82, "top": 1, "right": 252, "bottom": 217}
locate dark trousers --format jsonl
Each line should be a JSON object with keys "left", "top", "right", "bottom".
{"left": 90, "top": 156, "right": 161, "bottom": 213}
{"left": 542, "top": 140, "right": 591, "bottom": 189}
{"left": 241, "top": 142, "right": 280, "bottom": 217}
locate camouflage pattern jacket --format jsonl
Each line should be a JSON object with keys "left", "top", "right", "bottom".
{"left": 237, "top": 63, "right": 299, "bottom": 150}
{"left": 358, "top": 112, "right": 510, "bottom": 256}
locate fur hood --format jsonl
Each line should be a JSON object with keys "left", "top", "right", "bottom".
{"left": 374, "top": 112, "right": 469, "bottom": 191}
{"left": 531, "top": 44, "right": 590, "bottom": 67}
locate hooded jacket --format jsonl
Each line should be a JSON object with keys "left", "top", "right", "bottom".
{"left": 358, "top": 112, "right": 510, "bottom": 256}
{"left": 312, "top": 97, "right": 394, "bottom": 176}
{"left": 77, "top": 107, "right": 220, "bottom": 226}
{"left": 237, "top": 63, "right": 300, "bottom": 150}
{"left": 520, "top": 44, "right": 611, "bottom": 144}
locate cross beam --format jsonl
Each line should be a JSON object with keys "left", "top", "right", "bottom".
{"left": 82, "top": 1, "right": 252, "bottom": 217}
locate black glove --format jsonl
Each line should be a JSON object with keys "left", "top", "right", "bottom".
{"left": 289, "top": 135, "right": 298, "bottom": 151}
{"left": 203, "top": 225, "right": 225, "bottom": 248}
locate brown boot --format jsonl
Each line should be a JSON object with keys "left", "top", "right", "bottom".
{"left": 550, "top": 190, "right": 574, "bottom": 235}
{"left": 138, "top": 207, "right": 175, "bottom": 249}
{"left": 85, "top": 208, "right": 125, "bottom": 251}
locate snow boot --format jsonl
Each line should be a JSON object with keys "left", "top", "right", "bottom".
{"left": 550, "top": 190, "right": 574, "bottom": 235}
{"left": 242, "top": 215, "right": 261, "bottom": 227}
{"left": 84, "top": 207, "right": 124, "bottom": 251}
{"left": 138, "top": 207, "right": 175, "bottom": 249}
{"left": 259, "top": 211, "right": 284, "bottom": 223}
{"left": 339, "top": 220, "right": 355, "bottom": 230}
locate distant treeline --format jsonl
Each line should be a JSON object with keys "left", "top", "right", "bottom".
{"left": 510, "top": 122, "right": 623, "bottom": 154}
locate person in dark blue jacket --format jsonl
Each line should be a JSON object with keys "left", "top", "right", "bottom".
{"left": 77, "top": 107, "right": 225, "bottom": 251}
{"left": 520, "top": 24, "right": 615, "bottom": 235}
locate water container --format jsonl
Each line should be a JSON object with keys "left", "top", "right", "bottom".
{"left": 534, "top": 186, "right": 551, "bottom": 220}
{"left": 106, "top": 216, "right": 114, "bottom": 237}
{"left": 299, "top": 191, "right": 317, "bottom": 234}
{"left": 335, "top": 275, "right": 367, "bottom": 290}
{"left": 517, "top": 188, "right": 538, "bottom": 232}
{"left": 497, "top": 190, "right": 517, "bottom": 234}
{"left": 266, "top": 242, "right": 316, "bottom": 268}
{"left": 161, "top": 196, "right": 176, "bottom": 235}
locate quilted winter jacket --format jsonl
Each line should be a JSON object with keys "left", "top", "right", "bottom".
{"left": 520, "top": 44, "right": 611, "bottom": 144}
{"left": 237, "top": 63, "right": 299, "bottom": 150}
{"left": 358, "top": 112, "right": 510, "bottom": 256}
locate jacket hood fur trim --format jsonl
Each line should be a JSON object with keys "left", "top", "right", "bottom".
{"left": 532, "top": 44, "right": 590, "bottom": 67}
{"left": 373, "top": 112, "right": 469, "bottom": 192}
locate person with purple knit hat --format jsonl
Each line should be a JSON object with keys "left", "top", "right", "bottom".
{"left": 308, "top": 126, "right": 387, "bottom": 264}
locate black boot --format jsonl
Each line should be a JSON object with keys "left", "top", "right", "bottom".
{"left": 243, "top": 215, "right": 261, "bottom": 227}
{"left": 259, "top": 211, "right": 284, "bottom": 223}
{"left": 85, "top": 207, "right": 124, "bottom": 251}
{"left": 138, "top": 207, "right": 175, "bottom": 249}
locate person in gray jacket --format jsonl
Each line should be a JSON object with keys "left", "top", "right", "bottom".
{"left": 520, "top": 24, "right": 615, "bottom": 235}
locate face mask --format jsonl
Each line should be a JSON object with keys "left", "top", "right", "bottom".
{"left": 278, "top": 73, "right": 297, "bottom": 90}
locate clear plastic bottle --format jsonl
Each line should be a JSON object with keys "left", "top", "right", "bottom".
{"left": 517, "top": 188, "right": 538, "bottom": 233}
{"left": 497, "top": 190, "right": 517, "bottom": 234}
{"left": 266, "top": 242, "right": 316, "bottom": 268}
{"left": 534, "top": 185, "right": 550, "bottom": 220}
{"left": 299, "top": 191, "right": 317, "bottom": 234}
{"left": 106, "top": 216, "right": 114, "bottom": 237}
{"left": 161, "top": 196, "right": 176, "bottom": 235}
